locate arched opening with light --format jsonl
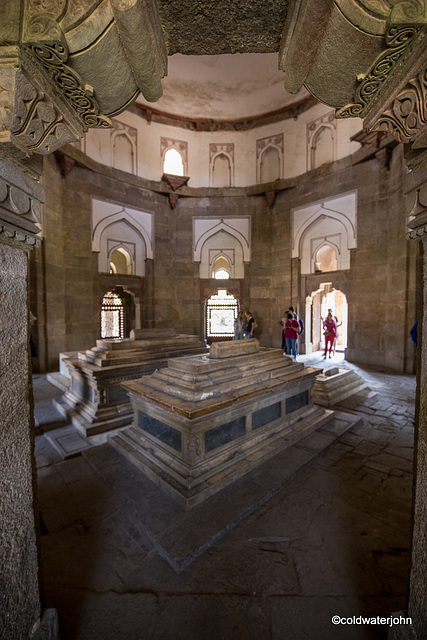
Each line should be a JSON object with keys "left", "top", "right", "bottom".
{"left": 206, "top": 289, "right": 239, "bottom": 340}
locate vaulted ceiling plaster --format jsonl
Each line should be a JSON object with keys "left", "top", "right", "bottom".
{"left": 135, "top": 52, "right": 310, "bottom": 120}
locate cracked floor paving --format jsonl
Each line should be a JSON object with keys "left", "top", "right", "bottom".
{"left": 34, "top": 352, "right": 416, "bottom": 640}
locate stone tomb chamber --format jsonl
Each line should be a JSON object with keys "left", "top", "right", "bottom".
{"left": 54, "top": 328, "right": 208, "bottom": 436}
{"left": 111, "top": 339, "right": 334, "bottom": 508}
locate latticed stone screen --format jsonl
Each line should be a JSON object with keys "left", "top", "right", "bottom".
{"left": 206, "top": 289, "right": 238, "bottom": 337}
{"left": 101, "top": 291, "right": 124, "bottom": 338}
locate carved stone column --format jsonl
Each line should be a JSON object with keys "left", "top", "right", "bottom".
{"left": 389, "top": 148, "right": 427, "bottom": 640}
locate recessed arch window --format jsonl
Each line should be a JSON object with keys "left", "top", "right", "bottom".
{"left": 206, "top": 289, "right": 239, "bottom": 338}
{"left": 315, "top": 244, "right": 338, "bottom": 272}
{"left": 213, "top": 255, "right": 231, "bottom": 279}
{"left": 163, "top": 148, "right": 184, "bottom": 176}
{"left": 101, "top": 291, "right": 124, "bottom": 338}
{"left": 109, "top": 247, "right": 132, "bottom": 275}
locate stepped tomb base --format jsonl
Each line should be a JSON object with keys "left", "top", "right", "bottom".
{"left": 110, "top": 339, "right": 334, "bottom": 508}
{"left": 53, "top": 329, "right": 208, "bottom": 436}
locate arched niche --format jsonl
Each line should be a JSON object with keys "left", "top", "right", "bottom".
{"left": 92, "top": 198, "right": 154, "bottom": 277}
{"left": 198, "top": 230, "right": 245, "bottom": 279}
{"left": 292, "top": 192, "right": 357, "bottom": 275}
{"left": 212, "top": 153, "right": 232, "bottom": 187}
{"left": 260, "top": 146, "right": 281, "bottom": 183}
{"left": 314, "top": 242, "right": 339, "bottom": 272}
{"left": 97, "top": 220, "right": 146, "bottom": 276}
{"left": 112, "top": 131, "right": 135, "bottom": 175}
{"left": 110, "top": 246, "right": 133, "bottom": 275}
{"left": 213, "top": 254, "right": 231, "bottom": 279}
{"left": 311, "top": 125, "right": 334, "bottom": 169}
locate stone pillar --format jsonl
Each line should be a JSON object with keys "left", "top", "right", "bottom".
{"left": 389, "top": 150, "right": 427, "bottom": 639}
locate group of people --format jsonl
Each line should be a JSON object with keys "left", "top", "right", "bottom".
{"left": 234, "top": 306, "right": 341, "bottom": 360}
{"left": 233, "top": 310, "right": 255, "bottom": 340}
{"left": 279, "top": 306, "right": 341, "bottom": 360}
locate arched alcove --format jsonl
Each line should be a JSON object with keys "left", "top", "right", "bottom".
{"left": 260, "top": 146, "right": 281, "bottom": 183}
{"left": 213, "top": 255, "right": 231, "bottom": 279}
{"left": 110, "top": 246, "right": 133, "bottom": 275}
{"left": 112, "top": 132, "right": 134, "bottom": 174}
{"left": 314, "top": 243, "right": 338, "bottom": 272}
{"left": 311, "top": 125, "right": 334, "bottom": 169}
{"left": 198, "top": 230, "right": 245, "bottom": 279}
{"left": 212, "top": 153, "right": 231, "bottom": 187}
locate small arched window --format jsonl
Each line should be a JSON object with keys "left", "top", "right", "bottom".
{"left": 163, "top": 148, "right": 184, "bottom": 176}
{"left": 315, "top": 245, "right": 338, "bottom": 272}
{"left": 213, "top": 255, "right": 231, "bottom": 279}
{"left": 109, "top": 247, "right": 132, "bottom": 275}
{"left": 101, "top": 291, "right": 124, "bottom": 338}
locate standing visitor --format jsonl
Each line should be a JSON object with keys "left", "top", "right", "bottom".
{"left": 284, "top": 312, "right": 300, "bottom": 359}
{"left": 323, "top": 311, "right": 337, "bottom": 359}
{"left": 245, "top": 310, "right": 255, "bottom": 339}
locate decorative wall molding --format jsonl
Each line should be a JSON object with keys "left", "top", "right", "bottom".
{"left": 0, "top": 223, "right": 40, "bottom": 248}
{"left": 0, "top": 156, "right": 43, "bottom": 246}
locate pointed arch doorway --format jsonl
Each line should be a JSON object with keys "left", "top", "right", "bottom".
{"left": 305, "top": 284, "right": 348, "bottom": 354}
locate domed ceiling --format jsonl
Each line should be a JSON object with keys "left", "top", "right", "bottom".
{"left": 135, "top": 53, "right": 311, "bottom": 121}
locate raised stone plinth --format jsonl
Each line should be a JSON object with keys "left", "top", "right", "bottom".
{"left": 312, "top": 367, "right": 368, "bottom": 407}
{"left": 53, "top": 329, "right": 208, "bottom": 436}
{"left": 110, "top": 339, "right": 333, "bottom": 508}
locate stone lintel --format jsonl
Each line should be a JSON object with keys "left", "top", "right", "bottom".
{"left": 209, "top": 338, "right": 259, "bottom": 359}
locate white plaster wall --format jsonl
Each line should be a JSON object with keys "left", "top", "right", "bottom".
{"left": 81, "top": 103, "right": 363, "bottom": 187}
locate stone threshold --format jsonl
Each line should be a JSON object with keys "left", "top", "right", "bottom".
{"left": 82, "top": 409, "right": 362, "bottom": 574}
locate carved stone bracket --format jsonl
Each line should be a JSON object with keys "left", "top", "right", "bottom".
{"left": 368, "top": 66, "right": 427, "bottom": 147}
{"left": 336, "top": 24, "right": 424, "bottom": 120}
{"left": 23, "top": 41, "right": 112, "bottom": 132}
